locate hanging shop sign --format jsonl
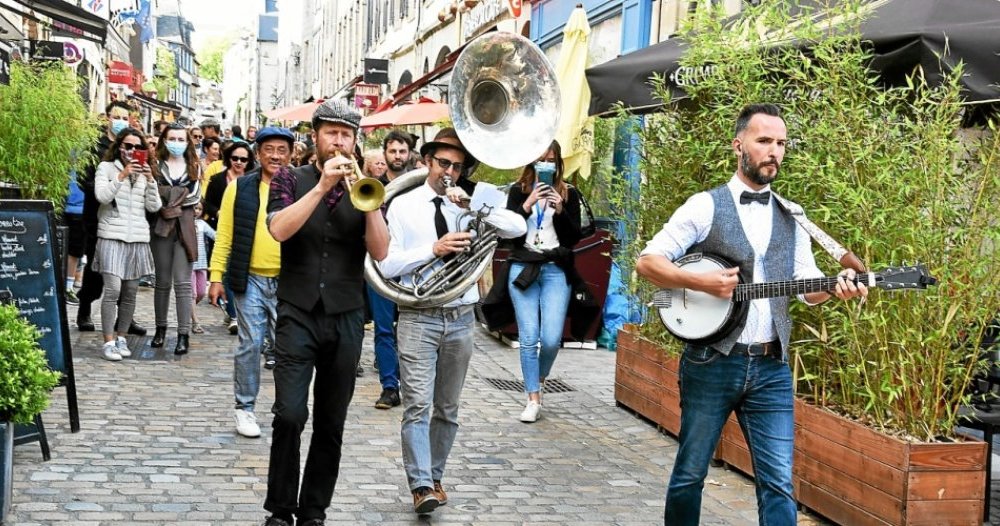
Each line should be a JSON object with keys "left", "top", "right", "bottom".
{"left": 354, "top": 83, "right": 381, "bottom": 110}
{"left": 108, "top": 60, "right": 133, "bottom": 84}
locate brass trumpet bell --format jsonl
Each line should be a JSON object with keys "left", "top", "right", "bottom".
{"left": 349, "top": 177, "right": 385, "bottom": 212}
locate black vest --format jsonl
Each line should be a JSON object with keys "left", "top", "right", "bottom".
{"left": 276, "top": 164, "right": 367, "bottom": 314}
{"left": 227, "top": 169, "right": 262, "bottom": 293}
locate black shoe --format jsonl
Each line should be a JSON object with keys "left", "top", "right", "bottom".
{"left": 375, "top": 388, "right": 400, "bottom": 409}
{"left": 356, "top": 365, "right": 364, "bottom": 377}
{"left": 173, "top": 334, "right": 189, "bottom": 355}
{"left": 77, "top": 315, "right": 95, "bottom": 332}
{"left": 298, "top": 520, "right": 325, "bottom": 526}
{"left": 262, "top": 516, "right": 292, "bottom": 526}
{"left": 264, "top": 356, "right": 276, "bottom": 370}
{"left": 151, "top": 326, "right": 167, "bottom": 348}
{"left": 127, "top": 320, "right": 147, "bottom": 336}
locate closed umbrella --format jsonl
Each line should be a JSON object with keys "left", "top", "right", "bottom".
{"left": 555, "top": 4, "right": 594, "bottom": 181}
{"left": 586, "top": 0, "right": 1000, "bottom": 115}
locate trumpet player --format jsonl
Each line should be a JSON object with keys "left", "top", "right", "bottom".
{"left": 377, "top": 128, "right": 526, "bottom": 515}
{"left": 261, "top": 99, "right": 389, "bottom": 526}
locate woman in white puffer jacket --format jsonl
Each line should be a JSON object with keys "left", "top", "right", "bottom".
{"left": 93, "top": 127, "right": 162, "bottom": 361}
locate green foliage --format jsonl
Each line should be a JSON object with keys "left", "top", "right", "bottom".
{"left": 574, "top": 115, "right": 622, "bottom": 218}
{"left": 153, "top": 48, "right": 179, "bottom": 102}
{"left": 197, "top": 35, "right": 232, "bottom": 83}
{"left": 619, "top": 0, "right": 1000, "bottom": 440}
{"left": 0, "top": 62, "right": 99, "bottom": 204}
{"left": 0, "top": 304, "right": 61, "bottom": 424}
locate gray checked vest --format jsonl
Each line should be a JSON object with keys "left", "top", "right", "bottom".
{"left": 687, "top": 185, "right": 797, "bottom": 357}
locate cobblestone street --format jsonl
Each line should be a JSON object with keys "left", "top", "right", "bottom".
{"left": 7, "top": 288, "right": 834, "bottom": 525}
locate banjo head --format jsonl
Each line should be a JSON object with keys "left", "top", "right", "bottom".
{"left": 655, "top": 253, "right": 739, "bottom": 344}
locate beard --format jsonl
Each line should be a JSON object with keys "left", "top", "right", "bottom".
{"left": 741, "top": 150, "right": 779, "bottom": 186}
{"left": 387, "top": 159, "right": 406, "bottom": 172}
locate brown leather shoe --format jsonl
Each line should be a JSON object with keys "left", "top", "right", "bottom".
{"left": 412, "top": 486, "right": 439, "bottom": 514}
{"left": 433, "top": 480, "right": 448, "bottom": 505}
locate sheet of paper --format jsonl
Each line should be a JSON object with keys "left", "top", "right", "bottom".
{"left": 470, "top": 182, "right": 507, "bottom": 213}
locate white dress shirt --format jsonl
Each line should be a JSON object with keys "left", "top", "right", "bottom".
{"left": 379, "top": 182, "right": 527, "bottom": 307}
{"left": 641, "top": 175, "right": 824, "bottom": 344}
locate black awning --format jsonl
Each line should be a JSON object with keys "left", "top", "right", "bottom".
{"left": 11, "top": 0, "right": 107, "bottom": 43}
{"left": 586, "top": 0, "right": 1000, "bottom": 116}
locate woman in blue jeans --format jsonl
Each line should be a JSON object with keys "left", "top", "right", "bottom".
{"left": 504, "top": 140, "right": 583, "bottom": 422}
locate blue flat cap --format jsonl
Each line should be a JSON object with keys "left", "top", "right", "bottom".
{"left": 254, "top": 126, "right": 295, "bottom": 146}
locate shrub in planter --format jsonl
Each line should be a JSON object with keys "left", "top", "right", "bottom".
{"left": 617, "top": 0, "right": 1000, "bottom": 442}
{"left": 0, "top": 303, "right": 62, "bottom": 424}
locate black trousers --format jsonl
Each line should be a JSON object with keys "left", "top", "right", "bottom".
{"left": 76, "top": 220, "right": 103, "bottom": 318}
{"left": 264, "top": 301, "right": 364, "bottom": 522}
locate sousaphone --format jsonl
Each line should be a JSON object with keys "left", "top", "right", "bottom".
{"left": 363, "top": 31, "right": 561, "bottom": 308}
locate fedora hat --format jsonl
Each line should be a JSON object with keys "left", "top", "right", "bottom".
{"left": 419, "top": 128, "right": 478, "bottom": 170}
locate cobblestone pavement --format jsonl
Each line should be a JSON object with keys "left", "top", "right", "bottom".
{"left": 7, "top": 288, "right": 838, "bottom": 525}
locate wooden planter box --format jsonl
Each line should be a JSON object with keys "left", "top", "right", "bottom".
{"left": 615, "top": 327, "right": 987, "bottom": 526}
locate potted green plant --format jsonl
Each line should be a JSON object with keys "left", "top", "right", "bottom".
{"left": 611, "top": 2, "right": 1000, "bottom": 524}
{"left": 0, "top": 61, "right": 98, "bottom": 203}
{"left": 0, "top": 302, "right": 62, "bottom": 523}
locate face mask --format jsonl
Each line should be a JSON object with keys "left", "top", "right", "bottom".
{"left": 166, "top": 142, "right": 187, "bottom": 157}
{"left": 534, "top": 161, "right": 556, "bottom": 182}
{"left": 110, "top": 119, "right": 128, "bottom": 136}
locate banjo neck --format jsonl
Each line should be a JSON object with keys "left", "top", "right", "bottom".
{"left": 733, "top": 274, "right": 876, "bottom": 302}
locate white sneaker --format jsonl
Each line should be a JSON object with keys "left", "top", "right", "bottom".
{"left": 115, "top": 336, "right": 131, "bottom": 358}
{"left": 519, "top": 400, "right": 541, "bottom": 423}
{"left": 234, "top": 409, "right": 261, "bottom": 438}
{"left": 102, "top": 342, "right": 123, "bottom": 361}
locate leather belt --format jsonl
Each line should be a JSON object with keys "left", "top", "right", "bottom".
{"left": 731, "top": 341, "right": 782, "bottom": 359}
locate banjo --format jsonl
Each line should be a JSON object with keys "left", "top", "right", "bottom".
{"left": 652, "top": 253, "right": 937, "bottom": 345}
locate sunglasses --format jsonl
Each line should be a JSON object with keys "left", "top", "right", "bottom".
{"left": 192, "top": 135, "right": 204, "bottom": 140}
{"left": 121, "top": 143, "right": 141, "bottom": 151}
{"left": 230, "top": 156, "right": 250, "bottom": 163}
{"left": 431, "top": 155, "right": 465, "bottom": 173}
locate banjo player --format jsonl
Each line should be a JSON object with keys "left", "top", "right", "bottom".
{"left": 635, "top": 103, "right": 868, "bottom": 526}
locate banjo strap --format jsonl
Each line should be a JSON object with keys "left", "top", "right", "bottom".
{"left": 771, "top": 192, "right": 867, "bottom": 272}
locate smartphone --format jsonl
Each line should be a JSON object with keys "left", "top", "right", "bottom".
{"left": 132, "top": 149, "right": 148, "bottom": 165}
{"left": 538, "top": 170, "right": 555, "bottom": 186}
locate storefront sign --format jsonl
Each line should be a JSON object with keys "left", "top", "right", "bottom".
{"left": 354, "top": 83, "right": 381, "bottom": 111}
{"left": 463, "top": 0, "right": 508, "bottom": 38}
{"left": 108, "top": 60, "right": 133, "bottom": 84}
{"left": 62, "top": 42, "right": 83, "bottom": 65}
{"left": 363, "top": 58, "right": 389, "bottom": 85}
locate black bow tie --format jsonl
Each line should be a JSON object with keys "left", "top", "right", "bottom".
{"left": 740, "top": 191, "right": 771, "bottom": 205}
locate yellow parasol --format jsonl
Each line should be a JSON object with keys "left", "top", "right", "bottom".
{"left": 554, "top": 4, "right": 594, "bottom": 181}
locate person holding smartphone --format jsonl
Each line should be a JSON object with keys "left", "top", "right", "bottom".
{"left": 92, "top": 128, "right": 161, "bottom": 361}
{"left": 483, "top": 140, "right": 586, "bottom": 423}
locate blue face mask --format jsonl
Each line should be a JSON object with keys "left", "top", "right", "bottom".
{"left": 110, "top": 119, "right": 128, "bottom": 136}
{"left": 166, "top": 142, "right": 187, "bottom": 157}
{"left": 534, "top": 161, "right": 556, "bottom": 184}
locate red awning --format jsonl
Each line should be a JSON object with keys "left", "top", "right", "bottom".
{"left": 360, "top": 98, "right": 449, "bottom": 129}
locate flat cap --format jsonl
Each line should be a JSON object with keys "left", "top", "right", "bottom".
{"left": 312, "top": 99, "right": 361, "bottom": 131}
{"left": 254, "top": 126, "right": 295, "bottom": 146}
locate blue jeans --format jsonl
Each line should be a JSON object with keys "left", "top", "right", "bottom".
{"left": 397, "top": 305, "right": 474, "bottom": 490}
{"left": 366, "top": 283, "right": 399, "bottom": 390}
{"left": 508, "top": 262, "right": 571, "bottom": 394}
{"left": 223, "top": 273, "right": 238, "bottom": 319}
{"left": 233, "top": 274, "right": 278, "bottom": 412}
{"left": 665, "top": 344, "right": 796, "bottom": 526}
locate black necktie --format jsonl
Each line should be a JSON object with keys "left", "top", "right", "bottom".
{"left": 432, "top": 197, "right": 448, "bottom": 239}
{"left": 740, "top": 191, "right": 771, "bottom": 205}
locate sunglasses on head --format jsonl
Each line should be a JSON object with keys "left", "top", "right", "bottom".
{"left": 230, "top": 156, "right": 249, "bottom": 163}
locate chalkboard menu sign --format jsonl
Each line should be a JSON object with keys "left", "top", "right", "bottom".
{"left": 0, "top": 200, "right": 79, "bottom": 432}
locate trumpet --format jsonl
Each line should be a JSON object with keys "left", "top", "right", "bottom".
{"left": 332, "top": 149, "right": 385, "bottom": 212}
